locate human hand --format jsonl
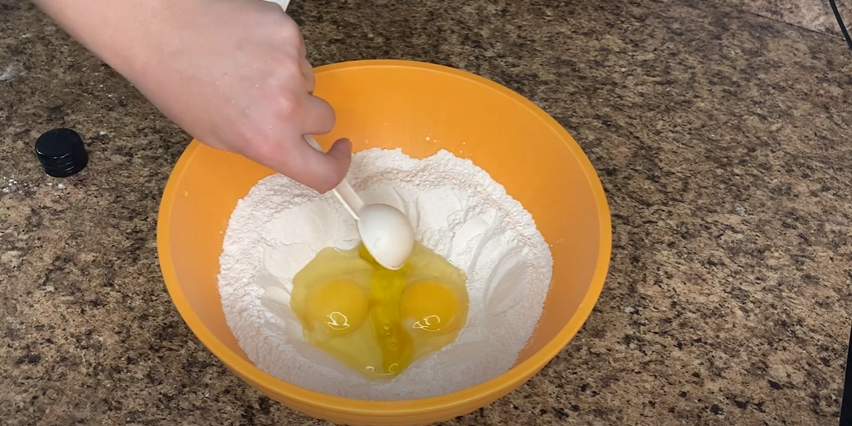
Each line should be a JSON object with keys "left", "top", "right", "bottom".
{"left": 114, "top": 0, "right": 352, "bottom": 192}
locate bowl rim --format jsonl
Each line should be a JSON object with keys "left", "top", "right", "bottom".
{"left": 156, "top": 59, "right": 612, "bottom": 415}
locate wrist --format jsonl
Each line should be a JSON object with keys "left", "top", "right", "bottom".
{"left": 32, "top": 0, "right": 189, "bottom": 79}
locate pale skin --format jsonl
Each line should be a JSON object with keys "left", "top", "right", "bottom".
{"left": 31, "top": 0, "right": 351, "bottom": 193}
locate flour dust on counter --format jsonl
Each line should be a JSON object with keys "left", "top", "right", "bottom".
{"left": 218, "top": 147, "right": 553, "bottom": 400}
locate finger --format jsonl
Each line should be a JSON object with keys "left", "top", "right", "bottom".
{"left": 300, "top": 56, "right": 315, "bottom": 93}
{"left": 298, "top": 94, "right": 336, "bottom": 135}
{"left": 266, "top": 137, "right": 353, "bottom": 193}
{"left": 293, "top": 22, "right": 308, "bottom": 58}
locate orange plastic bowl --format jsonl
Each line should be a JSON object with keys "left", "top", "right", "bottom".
{"left": 156, "top": 60, "right": 611, "bottom": 425}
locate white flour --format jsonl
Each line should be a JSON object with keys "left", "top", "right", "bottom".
{"left": 218, "top": 148, "right": 553, "bottom": 400}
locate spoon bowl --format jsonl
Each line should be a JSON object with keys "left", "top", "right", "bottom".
{"left": 306, "top": 136, "right": 415, "bottom": 270}
{"left": 357, "top": 203, "right": 416, "bottom": 270}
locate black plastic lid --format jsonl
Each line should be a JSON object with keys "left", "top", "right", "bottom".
{"left": 34, "top": 128, "right": 89, "bottom": 178}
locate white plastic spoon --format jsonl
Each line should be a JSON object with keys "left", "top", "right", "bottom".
{"left": 305, "top": 136, "right": 415, "bottom": 270}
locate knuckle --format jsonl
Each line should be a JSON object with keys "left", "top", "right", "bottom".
{"left": 269, "top": 15, "right": 302, "bottom": 45}
{"left": 280, "top": 17, "right": 302, "bottom": 39}
{"left": 275, "top": 91, "right": 301, "bottom": 118}
{"left": 281, "top": 64, "right": 304, "bottom": 86}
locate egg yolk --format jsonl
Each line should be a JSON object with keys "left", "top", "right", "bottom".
{"left": 303, "top": 278, "right": 369, "bottom": 337}
{"left": 399, "top": 280, "right": 463, "bottom": 335}
{"left": 289, "top": 242, "right": 469, "bottom": 380}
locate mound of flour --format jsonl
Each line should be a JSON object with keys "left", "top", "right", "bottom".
{"left": 218, "top": 148, "right": 553, "bottom": 400}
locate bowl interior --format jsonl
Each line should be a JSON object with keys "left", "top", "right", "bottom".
{"left": 158, "top": 60, "right": 610, "bottom": 419}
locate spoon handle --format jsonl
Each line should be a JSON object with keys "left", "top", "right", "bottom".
{"left": 305, "top": 135, "right": 364, "bottom": 220}
{"left": 331, "top": 179, "right": 364, "bottom": 220}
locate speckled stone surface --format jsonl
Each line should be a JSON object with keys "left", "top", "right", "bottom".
{"left": 3, "top": 0, "right": 852, "bottom": 425}
{"left": 713, "top": 0, "right": 850, "bottom": 35}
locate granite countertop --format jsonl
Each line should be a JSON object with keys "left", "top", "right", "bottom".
{"left": 3, "top": 0, "right": 852, "bottom": 424}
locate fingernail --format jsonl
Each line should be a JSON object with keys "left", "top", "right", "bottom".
{"left": 333, "top": 138, "right": 352, "bottom": 153}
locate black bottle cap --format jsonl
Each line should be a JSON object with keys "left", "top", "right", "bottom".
{"left": 34, "top": 128, "right": 89, "bottom": 178}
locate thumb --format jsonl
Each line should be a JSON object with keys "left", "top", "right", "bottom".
{"left": 265, "top": 137, "right": 352, "bottom": 193}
